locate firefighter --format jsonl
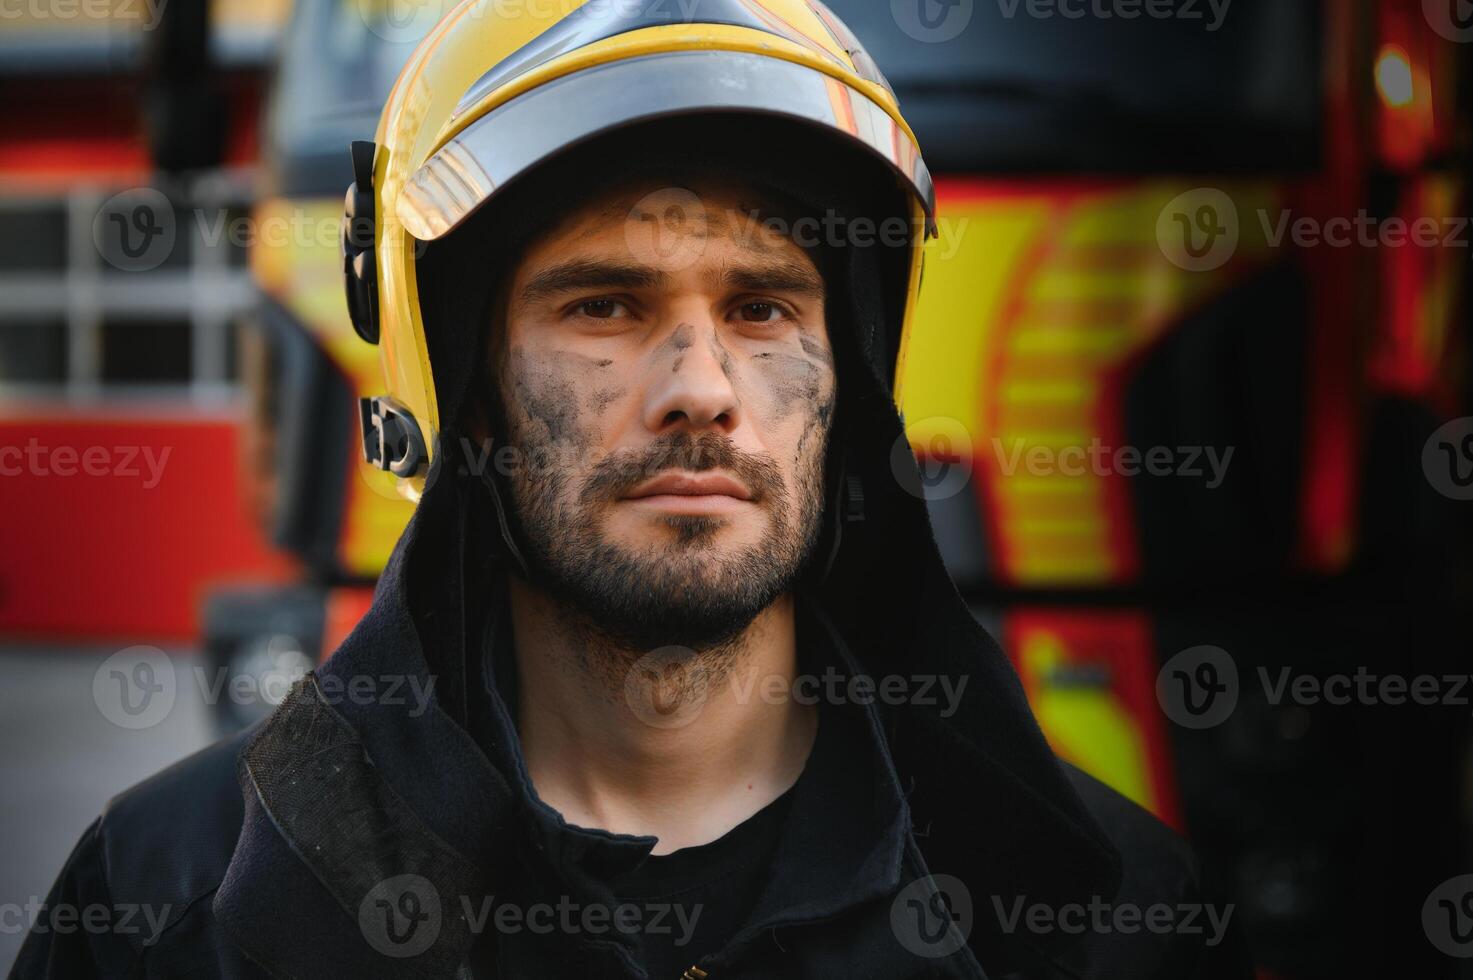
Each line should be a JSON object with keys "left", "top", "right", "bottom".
{"left": 13, "top": 2, "right": 1247, "bottom": 977}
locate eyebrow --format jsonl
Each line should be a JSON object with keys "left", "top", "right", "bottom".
{"left": 517, "top": 257, "right": 827, "bottom": 305}
{"left": 716, "top": 260, "right": 826, "bottom": 300}
{"left": 519, "top": 260, "right": 667, "bottom": 303}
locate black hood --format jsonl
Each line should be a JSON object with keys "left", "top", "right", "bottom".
{"left": 213, "top": 118, "right": 1125, "bottom": 979}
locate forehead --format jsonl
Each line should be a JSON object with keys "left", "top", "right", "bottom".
{"left": 513, "top": 174, "right": 817, "bottom": 274}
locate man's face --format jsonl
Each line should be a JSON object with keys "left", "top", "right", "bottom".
{"left": 489, "top": 177, "right": 838, "bottom": 650}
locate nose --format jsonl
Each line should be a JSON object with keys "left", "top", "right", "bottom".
{"left": 641, "top": 321, "right": 742, "bottom": 435}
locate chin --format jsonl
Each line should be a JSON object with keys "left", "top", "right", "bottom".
{"left": 532, "top": 536, "right": 798, "bottom": 652}
{"left": 615, "top": 513, "right": 766, "bottom": 552}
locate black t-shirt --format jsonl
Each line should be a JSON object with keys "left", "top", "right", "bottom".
{"left": 465, "top": 589, "right": 806, "bottom": 978}
{"left": 606, "top": 784, "right": 795, "bottom": 979}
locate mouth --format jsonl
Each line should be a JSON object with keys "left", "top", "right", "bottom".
{"left": 622, "top": 470, "right": 755, "bottom": 515}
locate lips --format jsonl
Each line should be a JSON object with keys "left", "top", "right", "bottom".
{"left": 624, "top": 471, "right": 754, "bottom": 502}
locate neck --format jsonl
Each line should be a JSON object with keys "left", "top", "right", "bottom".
{"left": 507, "top": 577, "right": 817, "bottom": 854}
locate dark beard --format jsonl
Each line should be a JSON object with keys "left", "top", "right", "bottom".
{"left": 502, "top": 429, "right": 827, "bottom": 652}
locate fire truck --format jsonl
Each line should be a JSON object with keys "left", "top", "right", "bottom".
{"left": 198, "top": 0, "right": 418, "bottom": 729}
{"left": 863, "top": 1, "right": 1470, "bottom": 976}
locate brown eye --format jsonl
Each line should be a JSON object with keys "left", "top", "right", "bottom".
{"left": 579, "top": 299, "right": 624, "bottom": 319}
{"left": 740, "top": 302, "right": 779, "bottom": 323}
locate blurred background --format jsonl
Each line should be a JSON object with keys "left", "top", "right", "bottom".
{"left": 0, "top": 0, "right": 1469, "bottom": 976}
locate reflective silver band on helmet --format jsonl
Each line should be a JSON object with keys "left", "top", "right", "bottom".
{"left": 447, "top": 0, "right": 855, "bottom": 128}
{"left": 397, "top": 50, "right": 936, "bottom": 243}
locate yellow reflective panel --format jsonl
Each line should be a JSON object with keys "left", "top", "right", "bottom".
{"left": 1007, "top": 612, "right": 1178, "bottom": 826}
{"left": 1022, "top": 632, "right": 1157, "bottom": 814}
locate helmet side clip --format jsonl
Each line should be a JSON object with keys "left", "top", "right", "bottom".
{"left": 343, "top": 139, "right": 380, "bottom": 345}
{"left": 361, "top": 396, "right": 427, "bottom": 478}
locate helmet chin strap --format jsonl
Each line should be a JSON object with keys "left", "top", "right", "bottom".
{"left": 453, "top": 438, "right": 534, "bottom": 582}
{"left": 812, "top": 443, "right": 865, "bottom": 586}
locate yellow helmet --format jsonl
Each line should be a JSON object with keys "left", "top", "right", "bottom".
{"left": 345, "top": 0, "right": 936, "bottom": 499}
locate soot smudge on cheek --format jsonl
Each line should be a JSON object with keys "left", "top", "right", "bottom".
{"left": 799, "top": 335, "right": 834, "bottom": 368}
{"left": 747, "top": 350, "right": 831, "bottom": 423}
{"left": 505, "top": 348, "right": 619, "bottom": 446}
{"left": 796, "top": 388, "right": 836, "bottom": 461}
{"left": 590, "top": 385, "right": 627, "bottom": 416}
